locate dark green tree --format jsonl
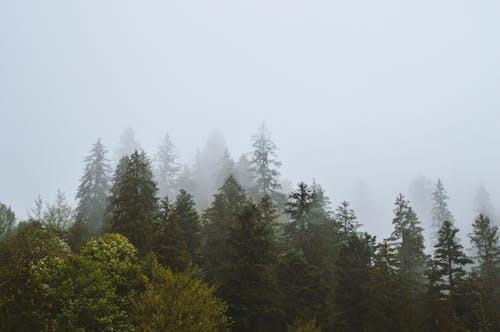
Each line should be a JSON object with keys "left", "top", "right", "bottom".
{"left": 469, "top": 214, "right": 500, "bottom": 330}
{"left": 76, "top": 138, "right": 111, "bottom": 233}
{"left": 334, "top": 232, "right": 374, "bottom": 332}
{"left": 202, "top": 175, "right": 246, "bottom": 283}
{"left": 0, "top": 221, "right": 70, "bottom": 331}
{"left": 364, "top": 241, "right": 399, "bottom": 332}
{"left": 109, "top": 151, "right": 158, "bottom": 255}
{"left": 152, "top": 197, "right": 190, "bottom": 272}
{"left": 433, "top": 219, "right": 472, "bottom": 296}
{"left": 219, "top": 201, "right": 282, "bottom": 332}
{"left": 174, "top": 189, "right": 202, "bottom": 265}
{"left": 390, "top": 194, "right": 427, "bottom": 290}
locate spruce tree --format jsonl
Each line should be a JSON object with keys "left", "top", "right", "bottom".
{"left": 75, "top": 138, "right": 111, "bottom": 233}
{"left": 214, "top": 149, "right": 235, "bottom": 190}
{"left": 388, "top": 194, "right": 427, "bottom": 331}
{"left": 109, "top": 151, "right": 158, "bottom": 255}
{"left": 114, "top": 127, "right": 141, "bottom": 161}
{"left": 202, "top": 175, "right": 246, "bottom": 284}
{"left": 335, "top": 201, "right": 360, "bottom": 238}
{"left": 174, "top": 189, "right": 202, "bottom": 266}
{"left": 431, "top": 179, "right": 454, "bottom": 241}
{"left": 220, "top": 201, "right": 282, "bottom": 332}
{"left": 154, "top": 133, "right": 180, "bottom": 198}
{"left": 469, "top": 214, "right": 500, "bottom": 330}
{"left": 433, "top": 219, "right": 472, "bottom": 297}
{"left": 250, "top": 123, "right": 282, "bottom": 201}
{"left": 390, "top": 194, "right": 427, "bottom": 289}
{"left": 153, "top": 197, "right": 190, "bottom": 272}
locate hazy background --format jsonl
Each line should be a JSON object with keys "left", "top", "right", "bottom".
{"left": 1, "top": 0, "right": 499, "bottom": 241}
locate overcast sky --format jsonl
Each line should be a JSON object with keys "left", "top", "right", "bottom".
{"left": 1, "top": 0, "right": 499, "bottom": 240}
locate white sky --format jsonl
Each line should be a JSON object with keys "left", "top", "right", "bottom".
{"left": 1, "top": 0, "right": 499, "bottom": 240}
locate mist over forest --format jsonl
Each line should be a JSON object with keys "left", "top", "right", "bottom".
{"left": 1, "top": 1, "right": 499, "bottom": 331}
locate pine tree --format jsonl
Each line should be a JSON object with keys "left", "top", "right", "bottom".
{"left": 390, "top": 194, "right": 427, "bottom": 289}
{"left": 202, "top": 175, "right": 246, "bottom": 284}
{"left": 469, "top": 214, "right": 500, "bottom": 330}
{"left": 474, "top": 184, "right": 496, "bottom": 221}
{"left": 214, "top": 149, "right": 235, "bottom": 190}
{"left": 153, "top": 197, "right": 190, "bottom": 272}
{"left": 154, "top": 134, "right": 180, "bottom": 198}
{"left": 174, "top": 190, "right": 202, "bottom": 266}
{"left": 250, "top": 123, "right": 282, "bottom": 200}
{"left": 433, "top": 219, "right": 472, "bottom": 297}
{"left": 76, "top": 138, "right": 111, "bottom": 233}
{"left": 234, "top": 154, "right": 254, "bottom": 192}
{"left": 335, "top": 201, "right": 360, "bottom": 238}
{"left": 109, "top": 151, "right": 158, "bottom": 255}
{"left": 114, "top": 127, "right": 141, "bottom": 161}
{"left": 364, "top": 241, "right": 399, "bottom": 332}
{"left": 220, "top": 201, "right": 282, "bottom": 332}
{"left": 388, "top": 194, "right": 427, "bottom": 331}
{"left": 285, "top": 182, "right": 314, "bottom": 249}
{"left": 431, "top": 179, "right": 454, "bottom": 241}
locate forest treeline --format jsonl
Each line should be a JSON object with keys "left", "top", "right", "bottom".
{"left": 0, "top": 125, "right": 499, "bottom": 332}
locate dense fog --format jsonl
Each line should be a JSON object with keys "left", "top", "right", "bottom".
{"left": 2, "top": 1, "right": 499, "bottom": 243}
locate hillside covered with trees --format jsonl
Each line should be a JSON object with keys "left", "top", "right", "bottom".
{"left": 0, "top": 125, "right": 499, "bottom": 332}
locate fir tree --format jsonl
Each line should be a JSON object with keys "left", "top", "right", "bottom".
{"left": 214, "top": 149, "right": 235, "bottom": 190}
{"left": 76, "top": 138, "right": 111, "bottom": 233}
{"left": 153, "top": 197, "right": 190, "bottom": 272}
{"left": 433, "top": 219, "right": 472, "bottom": 297}
{"left": 389, "top": 194, "right": 427, "bottom": 290}
{"left": 469, "top": 214, "right": 500, "bottom": 330}
{"left": 335, "top": 201, "right": 360, "bottom": 238}
{"left": 109, "top": 151, "right": 158, "bottom": 255}
{"left": 220, "top": 201, "right": 282, "bottom": 332}
{"left": 250, "top": 123, "right": 282, "bottom": 200}
{"left": 202, "top": 176, "right": 246, "bottom": 284}
{"left": 174, "top": 189, "right": 202, "bottom": 266}
{"left": 114, "top": 127, "right": 141, "bottom": 161}
{"left": 431, "top": 179, "right": 454, "bottom": 241}
{"left": 154, "top": 133, "right": 180, "bottom": 198}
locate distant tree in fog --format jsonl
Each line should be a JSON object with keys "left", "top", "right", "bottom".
{"left": 431, "top": 179, "right": 454, "bottom": 241}
{"left": 213, "top": 149, "right": 235, "bottom": 190}
{"left": 0, "top": 202, "right": 15, "bottom": 238}
{"left": 474, "top": 183, "right": 496, "bottom": 221}
{"left": 250, "top": 123, "right": 282, "bottom": 203}
{"left": 76, "top": 138, "right": 111, "bottom": 233}
{"left": 114, "top": 127, "right": 142, "bottom": 161}
{"left": 154, "top": 133, "right": 180, "bottom": 198}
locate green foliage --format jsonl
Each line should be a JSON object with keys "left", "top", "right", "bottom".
{"left": 174, "top": 189, "right": 202, "bottom": 265}
{"left": 132, "top": 260, "right": 230, "bottom": 332}
{"left": 152, "top": 197, "right": 191, "bottom": 272}
{"left": 203, "top": 175, "right": 246, "bottom": 283}
{"left": 219, "top": 201, "right": 283, "bottom": 332}
{"left": 287, "top": 318, "right": 321, "bottom": 332}
{"left": 33, "top": 233, "right": 144, "bottom": 331}
{"left": 109, "top": 151, "right": 158, "bottom": 255}
{"left": 0, "top": 221, "right": 70, "bottom": 331}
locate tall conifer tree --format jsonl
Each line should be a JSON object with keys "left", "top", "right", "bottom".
{"left": 109, "top": 151, "right": 158, "bottom": 255}
{"left": 76, "top": 138, "right": 111, "bottom": 233}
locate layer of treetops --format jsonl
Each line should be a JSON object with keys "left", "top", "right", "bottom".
{"left": 0, "top": 124, "right": 499, "bottom": 332}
